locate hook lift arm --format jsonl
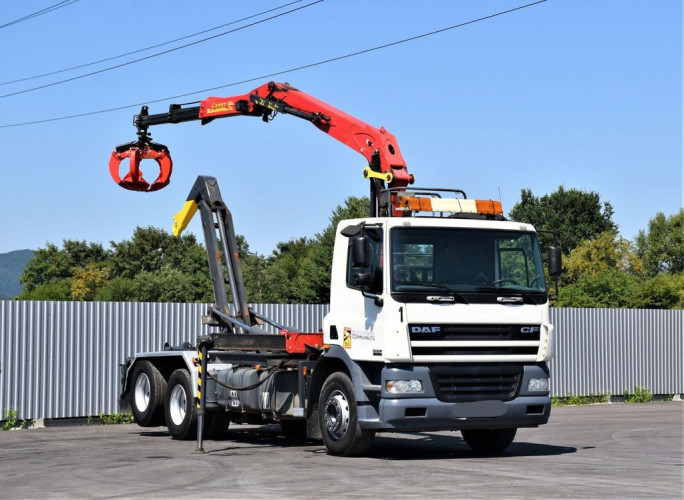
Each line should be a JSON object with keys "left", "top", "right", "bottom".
{"left": 109, "top": 81, "right": 414, "bottom": 216}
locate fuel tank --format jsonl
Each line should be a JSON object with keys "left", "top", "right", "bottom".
{"left": 213, "top": 367, "right": 299, "bottom": 416}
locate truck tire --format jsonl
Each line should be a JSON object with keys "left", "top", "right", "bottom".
{"left": 165, "top": 369, "right": 197, "bottom": 440}
{"left": 319, "top": 372, "right": 375, "bottom": 456}
{"left": 461, "top": 428, "right": 517, "bottom": 452}
{"left": 130, "top": 360, "right": 166, "bottom": 427}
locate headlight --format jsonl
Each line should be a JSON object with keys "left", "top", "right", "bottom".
{"left": 386, "top": 380, "right": 423, "bottom": 393}
{"left": 528, "top": 378, "right": 549, "bottom": 392}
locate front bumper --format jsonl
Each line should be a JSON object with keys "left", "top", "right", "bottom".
{"left": 365, "top": 394, "right": 550, "bottom": 431}
{"left": 356, "top": 363, "right": 551, "bottom": 431}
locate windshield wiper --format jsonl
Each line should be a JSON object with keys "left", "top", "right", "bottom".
{"left": 394, "top": 283, "right": 470, "bottom": 304}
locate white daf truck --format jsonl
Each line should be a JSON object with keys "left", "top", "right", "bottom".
{"left": 113, "top": 82, "right": 561, "bottom": 456}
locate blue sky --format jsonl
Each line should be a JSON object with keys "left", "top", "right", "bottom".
{"left": 0, "top": 0, "right": 681, "bottom": 256}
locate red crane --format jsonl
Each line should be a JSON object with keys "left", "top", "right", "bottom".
{"left": 109, "top": 81, "right": 414, "bottom": 216}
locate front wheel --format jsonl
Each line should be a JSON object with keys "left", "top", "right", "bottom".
{"left": 165, "top": 369, "right": 197, "bottom": 440}
{"left": 318, "top": 372, "right": 375, "bottom": 456}
{"left": 461, "top": 428, "right": 517, "bottom": 452}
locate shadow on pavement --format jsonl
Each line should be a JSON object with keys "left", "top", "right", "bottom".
{"left": 139, "top": 431, "right": 172, "bottom": 438}
{"left": 366, "top": 433, "right": 577, "bottom": 460}
{"left": 151, "top": 424, "right": 577, "bottom": 459}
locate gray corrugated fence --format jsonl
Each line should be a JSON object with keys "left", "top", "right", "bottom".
{"left": 0, "top": 301, "right": 681, "bottom": 420}
{"left": 0, "top": 301, "right": 328, "bottom": 420}
{"left": 550, "top": 308, "right": 682, "bottom": 397}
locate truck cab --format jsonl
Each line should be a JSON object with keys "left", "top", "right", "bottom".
{"left": 316, "top": 212, "right": 557, "bottom": 453}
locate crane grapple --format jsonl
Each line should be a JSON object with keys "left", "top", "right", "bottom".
{"left": 109, "top": 141, "right": 172, "bottom": 192}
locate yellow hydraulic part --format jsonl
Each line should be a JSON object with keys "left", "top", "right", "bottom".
{"left": 173, "top": 200, "right": 199, "bottom": 236}
{"left": 363, "top": 167, "right": 393, "bottom": 184}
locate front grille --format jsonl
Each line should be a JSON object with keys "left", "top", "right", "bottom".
{"left": 428, "top": 363, "right": 523, "bottom": 402}
{"left": 409, "top": 324, "right": 541, "bottom": 360}
{"left": 409, "top": 324, "right": 541, "bottom": 341}
{"left": 412, "top": 346, "right": 538, "bottom": 357}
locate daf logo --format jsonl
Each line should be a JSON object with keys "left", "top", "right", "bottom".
{"left": 411, "top": 326, "right": 441, "bottom": 334}
{"left": 520, "top": 326, "right": 540, "bottom": 334}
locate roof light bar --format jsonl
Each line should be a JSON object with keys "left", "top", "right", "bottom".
{"left": 399, "top": 196, "right": 503, "bottom": 215}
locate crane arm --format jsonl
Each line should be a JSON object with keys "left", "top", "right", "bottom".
{"left": 109, "top": 81, "right": 414, "bottom": 216}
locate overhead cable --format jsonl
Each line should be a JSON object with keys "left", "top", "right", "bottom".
{"left": 0, "top": 0, "right": 304, "bottom": 86}
{"left": 0, "top": 0, "right": 547, "bottom": 128}
{"left": 0, "top": 0, "right": 324, "bottom": 99}
{"left": 0, "top": 0, "right": 78, "bottom": 30}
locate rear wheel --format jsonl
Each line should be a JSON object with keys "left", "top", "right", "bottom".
{"left": 130, "top": 360, "right": 166, "bottom": 427}
{"left": 165, "top": 369, "right": 197, "bottom": 440}
{"left": 318, "top": 372, "right": 375, "bottom": 456}
{"left": 461, "top": 428, "right": 517, "bottom": 452}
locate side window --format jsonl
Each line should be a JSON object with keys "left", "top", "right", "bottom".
{"left": 346, "top": 228, "right": 383, "bottom": 293}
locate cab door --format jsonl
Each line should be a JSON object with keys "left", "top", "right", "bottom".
{"left": 325, "top": 226, "right": 400, "bottom": 362}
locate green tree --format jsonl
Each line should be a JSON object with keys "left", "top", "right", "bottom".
{"left": 103, "top": 226, "right": 213, "bottom": 302}
{"left": 631, "top": 273, "right": 684, "bottom": 309}
{"left": 564, "top": 231, "right": 643, "bottom": 284}
{"left": 509, "top": 186, "right": 617, "bottom": 255}
{"left": 192, "top": 197, "right": 368, "bottom": 304}
{"left": 18, "top": 280, "right": 72, "bottom": 301}
{"left": 19, "top": 240, "right": 109, "bottom": 296}
{"left": 129, "top": 268, "right": 213, "bottom": 303}
{"left": 295, "top": 196, "right": 370, "bottom": 303}
{"left": 262, "top": 237, "right": 313, "bottom": 303}
{"left": 109, "top": 226, "right": 207, "bottom": 279}
{"left": 96, "top": 276, "right": 137, "bottom": 302}
{"left": 71, "top": 263, "right": 110, "bottom": 301}
{"left": 635, "top": 209, "right": 684, "bottom": 278}
{"left": 18, "top": 227, "right": 213, "bottom": 302}
{"left": 558, "top": 270, "right": 684, "bottom": 310}
{"left": 556, "top": 225, "right": 684, "bottom": 309}
{"left": 557, "top": 269, "right": 641, "bottom": 308}
{"left": 236, "top": 235, "right": 273, "bottom": 304}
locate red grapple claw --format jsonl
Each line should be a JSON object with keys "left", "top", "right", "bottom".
{"left": 109, "top": 145, "right": 172, "bottom": 192}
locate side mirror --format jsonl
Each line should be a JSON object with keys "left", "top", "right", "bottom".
{"left": 356, "top": 271, "right": 383, "bottom": 307}
{"left": 548, "top": 246, "right": 562, "bottom": 277}
{"left": 354, "top": 272, "right": 372, "bottom": 287}
{"left": 352, "top": 236, "right": 368, "bottom": 268}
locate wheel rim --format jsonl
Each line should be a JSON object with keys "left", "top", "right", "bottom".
{"left": 134, "top": 373, "right": 150, "bottom": 412}
{"left": 323, "top": 390, "right": 350, "bottom": 441}
{"left": 169, "top": 384, "right": 187, "bottom": 426}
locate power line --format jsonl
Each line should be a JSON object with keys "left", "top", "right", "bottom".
{"left": 0, "top": 0, "right": 304, "bottom": 86}
{"left": 0, "top": 0, "right": 324, "bottom": 99}
{"left": 0, "top": 0, "right": 546, "bottom": 129}
{"left": 0, "top": 1, "right": 79, "bottom": 30}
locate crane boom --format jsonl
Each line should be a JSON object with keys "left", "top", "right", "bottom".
{"left": 109, "top": 81, "right": 414, "bottom": 216}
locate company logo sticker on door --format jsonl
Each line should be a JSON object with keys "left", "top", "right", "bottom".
{"left": 343, "top": 327, "right": 352, "bottom": 349}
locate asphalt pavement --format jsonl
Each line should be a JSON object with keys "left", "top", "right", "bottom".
{"left": 0, "top": 402, "right": 682, "bottom": 498}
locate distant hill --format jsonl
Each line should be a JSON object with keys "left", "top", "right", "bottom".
{"left": 0, "top": 249, "right": 34, "bottom": 298}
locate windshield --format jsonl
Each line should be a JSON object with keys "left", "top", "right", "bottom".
{"left": 391, "top": 227, "right": 547, "bottom": 293}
